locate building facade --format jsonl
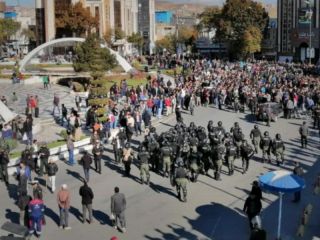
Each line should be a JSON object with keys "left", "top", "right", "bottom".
{"left": 138, "top": 0, "right": 155, "bottom": 54}
{"left": 155, "top": 11, "right": 173, "bottom": 24}
{"left": 277, "top": 0, "right": 320, "bottom": 62}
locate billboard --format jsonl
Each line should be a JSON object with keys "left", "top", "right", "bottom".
{"left": 298, "top": 8, "right": 313, "bottom": 25}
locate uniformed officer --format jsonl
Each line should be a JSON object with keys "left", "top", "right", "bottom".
{"left": 250, "top": 125, "right": 262, "bottom": 154}
{"left": 147, "top": 135, "right": 160, "bottom": 172}
{"left": 92, "top": 140, "right": 103, "bottom": 174}
{"left": 240, "top": 139, "right": 254, "bottom": 174}
{"left": 260, "top": 131, "right": 272, "bottom": 163}
{"left": 161, "top": 142, "right": 173, "bottom": 178}
{"left": 272, "top": 134, "right": 285, "bottom": 166}
{"left": 200, "top": 138, "right": 212, "bottom": 175}
{"left": 0, "top": 148, "right": 9, "bottom": 185}
{"left": 216, "top": 121, "right": 226, "bottom": 137}
{"left": 213, "top": 139, "right": 225, "bottom": 181}
{"left": 138, "top": 146, "right": 151, "bottom": 185}
{"left": 189, "top": 132, "right": 199, "bottom": 153}
{"left": 174, "top": 160, "right": 188, "bottom": 202}
{"left": 233, "top": 126, "right": 244, "bottom": 158}
{"left": 225, "top": 141, "right": 237, "bottom": 175}
{"left": 188, "top": 148, "right": 201, "bottom": 182}
{"left": 299, "top": 121, "right": 309, "bottom": 148}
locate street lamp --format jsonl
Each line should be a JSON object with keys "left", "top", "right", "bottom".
{"left": 305, "top": 0, "right": 313, "bottom": 65}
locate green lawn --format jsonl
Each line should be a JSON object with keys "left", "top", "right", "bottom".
{"left": 98, "top": 74, "right": 148, "bottom": 90}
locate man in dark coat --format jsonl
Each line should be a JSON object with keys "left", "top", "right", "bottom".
{"left": 111, "top": 187, "right": 126, "bottom": 233}
{"left": 79, "top": 181, "right": 94, "bottom": 224}
{"left": 243, "top": 193, "right": 262, "bottom": 229}
{"left": 81, "top": 151, "right": 92, "bottom": 183}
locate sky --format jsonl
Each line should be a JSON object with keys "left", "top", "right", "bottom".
{"left": 6, "top": 0, "right": 277, "bottom": 7}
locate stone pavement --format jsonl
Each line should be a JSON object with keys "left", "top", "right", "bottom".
{"left": 1, "top": 104, "right": 319, "bottom": 240}
{"left": 0, "top": 83, "right": 76, "bottom": 119}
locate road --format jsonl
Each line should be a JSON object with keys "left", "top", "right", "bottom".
{"left": 0, "top": 105, "right": 319, "bottom": 240}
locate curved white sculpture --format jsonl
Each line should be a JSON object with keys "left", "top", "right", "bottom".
{"left": 19, "top": 37, "right": 133, "bottom": 73}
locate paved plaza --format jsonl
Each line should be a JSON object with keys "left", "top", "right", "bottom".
{"left": 0, "top": 104, "right": 319, "bottom": 240}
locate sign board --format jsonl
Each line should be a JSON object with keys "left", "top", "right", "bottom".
{"left": 306, "top": 48, "right": 315, "bottom": 58}
{"left": 298, "top": 8, "right": 313, "bottom": 25}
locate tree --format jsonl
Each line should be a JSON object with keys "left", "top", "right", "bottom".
{"left": 55, "top": 2, "right": 98, "bottom": 37}
{"left": 74, "top": 34, "right": 117, "bottom": 121}
{"left": 242, "top": 26, "right": 262, "bottom": 57}
{"left": 73, "top": 34, "right": 117, "bottom": 78}
{"left": 177, "top": 26, "right": 198, "bottom": 48}
{"left": 198, "top": 7, "right": 221, "bottom": 32}
{"left": 127, "top": 32, "right": 144, "bottom": 54}
{"left": 114, "top": 27, "right": 125, "bottom": 40}
{"left": 0, "top": 19, "right": 21, "bottom": 44}
{"left": 155, "top": 35, "right": 176, "bottom": 53}
{"left": 21, "top": 28, "right": 36, "bottom": 42}
{"left": 198, "top": 0, "right": 268, "bottom": 58}
{"left": 103, "top": 27, "right": 114, "bottom": 46}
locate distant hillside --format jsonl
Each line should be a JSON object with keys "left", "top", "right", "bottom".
{"left": 156, "top": 0, "right": 277, "bottom": 19}
{"left": 155, "top": 1, "right": 211, "bottom": 15}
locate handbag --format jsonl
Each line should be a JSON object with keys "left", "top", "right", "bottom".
{"left": 22, "top": 133, "right": 28, "bottom": 141}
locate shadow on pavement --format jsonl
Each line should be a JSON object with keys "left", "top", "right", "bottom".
{"left": 5, "top": 209, "right": 20, "bottom": 224}
{"left": 144, "top": 203, "right": 248, "bottom": 240}
{"left": 66, "top": 169, "right": 84, "bottom": 182}
{"left": 92, "top": 209, "right": 111, "bottom": 226}
{"left": 69, "top": 206, "right": 82, "bottom": 222}
{"left": 44, "top": 207, "right": 60, "bottom": 226}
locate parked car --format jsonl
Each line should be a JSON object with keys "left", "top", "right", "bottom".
{"left": 256, "top": 102, "right": 282, "bottom": 122}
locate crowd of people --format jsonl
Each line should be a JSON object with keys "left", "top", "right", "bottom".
{"left": 1, "top": 57, "right": 320, "bottom": 239}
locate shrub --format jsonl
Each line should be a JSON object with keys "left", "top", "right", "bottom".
{"left": 59, "top": 130, "right": 69, "bottom": 140}
{"left": 95, "top": 107, "right": 106, "bottom": 117}
{"left": 90, "top": 87, "right": 109, "bottom": 96}
{"left": 88, "top": 98, "right": 109, "bottom": 106}
{"left": 0, "top": 139, "right": 18, "bottom": 152}
{"left": 73, "top": 82, "right": 85, "bottom": 92}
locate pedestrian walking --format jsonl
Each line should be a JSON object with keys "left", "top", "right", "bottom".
{"left": 79, "top": 181, "right": 94, "bottom": 224}
{"left": 28, "top": 194, "right": 45, "bottom": 237}
{"left": 292, "top": 161, "right": 304, "bottom": 203}
{"left": 38, "top": 143, "right": 50, "bottom": 176}
{"left": 0, "top": 148, "right": 9, "bottom": 185}
{"left": 92, "top": 140, "right": 103, "bottom": 174}
{"left": 18, "top": 190, "right": 31, "bottom": 226}
{"left": 122, "top": 143, "right": 133, "bottom": 176}
{"left": 81, "top": 151, "right": 92, "bottom": 182}
{"left": 243, "top": 193, "right": 262, "bottom": 229}
{"left": 52, "top": 93, "right": 60, "bottom": 116}
{"left": 299, "top": 121, "right": 309, "bottom": 148}
{"left": 111, "top": 187, "right": 126, "bottom": 233}
{"left": 47, "top": 159, "right": 58, "bottom": 193}
{"left": 138, "top": 146, "right": 151, "bottom": 185}
{"left": 32, "top": 181, "right": 43, "bottom": 200}
{"left": 67, "top": 133, "right": 75, "bottom": 165}
{"left": 23, "top": 116, "right": 33, "bottom": 145}
{"left": 57, "top": 184, "right": 71, "bottom": 230}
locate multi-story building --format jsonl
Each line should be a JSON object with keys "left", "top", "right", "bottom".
{"left": 37, "top": 0, "right": 115, "bottom": 43}
{"left": 262, "top": 18, "right": 277, "bottom": 60}
{"left": 277, "top": 0, "right": 320, "bottom": 62}
{"left": 155, "top": 11, "right": 173, "bottom": 24}
{"left": 0, "top": 1, "right": 5, "bottom": 19}
{"left": 138, "top": 0, "right": 155, "bottom": 54}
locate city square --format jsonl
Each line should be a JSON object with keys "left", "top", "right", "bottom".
{"left": 0, "top": 0, "right": 320, "bottom": 240}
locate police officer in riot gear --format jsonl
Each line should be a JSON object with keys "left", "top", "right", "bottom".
{"left": 161, "top": 141, "right": 173, "bottom": 178}
{"left": 272, "top": 133, "right": 285, "bottom": 166}
{"left": 233, "top": 127, "right": 244, "bottom": 158}
{"left": 138, "top": 146, "right": 151, "bottom": 185}
{"left": 213, "top": 138, "right": 226, "bottom": 181}
{"left": 260, "top": 131, "right": 272, "bottom": 163}
{"left": 240, "top": 139, "right": 254, "bottom": 174}
{"left": 0, "top": 148, "right": 9, "bottom": 185}
{"left": 174, "top": 160, "right": 188, "bottom": 202}
{"left": 188, "top": 148, "right": 201, "bottom": 182}
{"left": 250, "top": 125, "right": 262, "bottom": 154}
{"left": 200, "top": 138, "right": 212, "bottom": 175}
{"left": 225, "top": 141, "right": 237, "bottom": 175}
{"left": 216, "top": 121, "right": 226, "bottom": 136}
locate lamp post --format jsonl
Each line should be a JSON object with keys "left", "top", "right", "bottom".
{"left": 305, "top": 0, "right": 313, "bottom": 65}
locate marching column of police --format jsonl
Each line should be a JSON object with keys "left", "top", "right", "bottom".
{"left": 111, "top": 116, "right": 286, "bottom": 203}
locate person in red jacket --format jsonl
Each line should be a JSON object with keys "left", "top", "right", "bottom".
{"left": 28, "top": 197, "right": 45, "bottom": 237}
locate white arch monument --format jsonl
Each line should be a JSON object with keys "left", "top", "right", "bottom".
{"left": 19, "top": 37, "right": 133, "bottom": 73}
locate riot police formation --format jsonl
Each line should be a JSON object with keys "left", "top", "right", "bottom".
{"left": 107, "top": 119, "right": 286, "bottom": 203}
